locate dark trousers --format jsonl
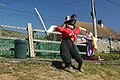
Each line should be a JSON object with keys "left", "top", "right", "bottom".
{"left": 60, "top": 38, "right": 83, "bottom": 68}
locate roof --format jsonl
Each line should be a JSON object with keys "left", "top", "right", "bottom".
{"left": 76, "top": 21, "right": 120, "bottom": 40}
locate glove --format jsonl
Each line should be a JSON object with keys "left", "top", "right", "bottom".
{"left": 79, "top": 27, "right": 86, "bottom": 31}
{"left": 47, "top": 25, "right": 57, "bottom": 33}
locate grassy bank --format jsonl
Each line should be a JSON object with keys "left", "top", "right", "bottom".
{"left": 0, "top": 58, "right": 119, "bottom": 80}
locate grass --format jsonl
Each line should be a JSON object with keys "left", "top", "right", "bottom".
{"left": 0, "top": 58, "right": 119, "bottom": 80}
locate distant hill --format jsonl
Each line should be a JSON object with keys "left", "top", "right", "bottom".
{"left": 1, "top": 29, "right": 45, "bottom": 39}
{"left": 1, "top": 29, "right": 28, "bottom": 38}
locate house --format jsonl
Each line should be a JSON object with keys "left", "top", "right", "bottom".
{"left": 76, "top": 21, "right": 120, "bottom": 53}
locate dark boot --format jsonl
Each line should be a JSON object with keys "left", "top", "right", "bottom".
{"left": 65, "top": 63, "right": 71, "bottom": 68}
{"left": 78, "top": 63, "right": 84, "bottom": 73}
{"left": 64, "top": 63, "right": 74, "bottom": 72}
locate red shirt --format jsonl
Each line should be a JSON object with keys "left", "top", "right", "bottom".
{"left": 55, "top": 26, "right": 80, "bottom": 42}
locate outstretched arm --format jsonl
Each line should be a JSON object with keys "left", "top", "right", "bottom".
{"left": 84, "top": 36, "right": 92, "bottom": 41}
{"left": 73, "top": 27, "right": 86, "bottom": 35}
{"left": 73, "top": 28, "right": 80, "bottom": 35}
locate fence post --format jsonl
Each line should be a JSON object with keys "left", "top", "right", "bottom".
{"left": 27, "top": 23, "right": 35, "bottom": 58}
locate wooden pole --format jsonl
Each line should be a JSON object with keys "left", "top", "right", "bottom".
{"left": 27, "top": 23, "right": 35, "bottom": 58}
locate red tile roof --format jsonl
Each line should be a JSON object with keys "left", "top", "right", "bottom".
{"left": 76, "top": 21, "right": 120, "bottom": 40}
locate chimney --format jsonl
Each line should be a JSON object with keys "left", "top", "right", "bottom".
{"left": 98, "top": 19, "right": 103, "bottom": 27}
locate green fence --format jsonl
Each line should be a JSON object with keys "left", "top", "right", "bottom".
{"left": 35, "top": 42, "right": 61, "bottom": 58}
{"left": 0, "top": 38, "right": 30, "bottom": 58}
{"left": 0, "top": 38, "right": 86, "bottom": 58}
{"left": 0, "top": 38, "right": 14, "bottom": 57}
{"left": 0, "top": 38, "right": 61, "bottom": 58}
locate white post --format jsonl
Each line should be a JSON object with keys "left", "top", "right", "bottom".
{"left": 91, "top": 0, "right": 97, "bottom": 38}
{"left": 27, "top": 23, "right": 35, "bottom": 58}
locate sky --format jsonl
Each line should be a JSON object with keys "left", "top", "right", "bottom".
{"left": 0, "top": 0, "right": 120, "bottom": 33}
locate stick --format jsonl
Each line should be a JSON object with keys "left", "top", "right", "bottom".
{"left": 34, "top": 8, "right": 47, "bottom": 35}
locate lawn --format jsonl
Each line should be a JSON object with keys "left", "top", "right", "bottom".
{"left": 0, "top": 57, "right": 119, "bottom": 80}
